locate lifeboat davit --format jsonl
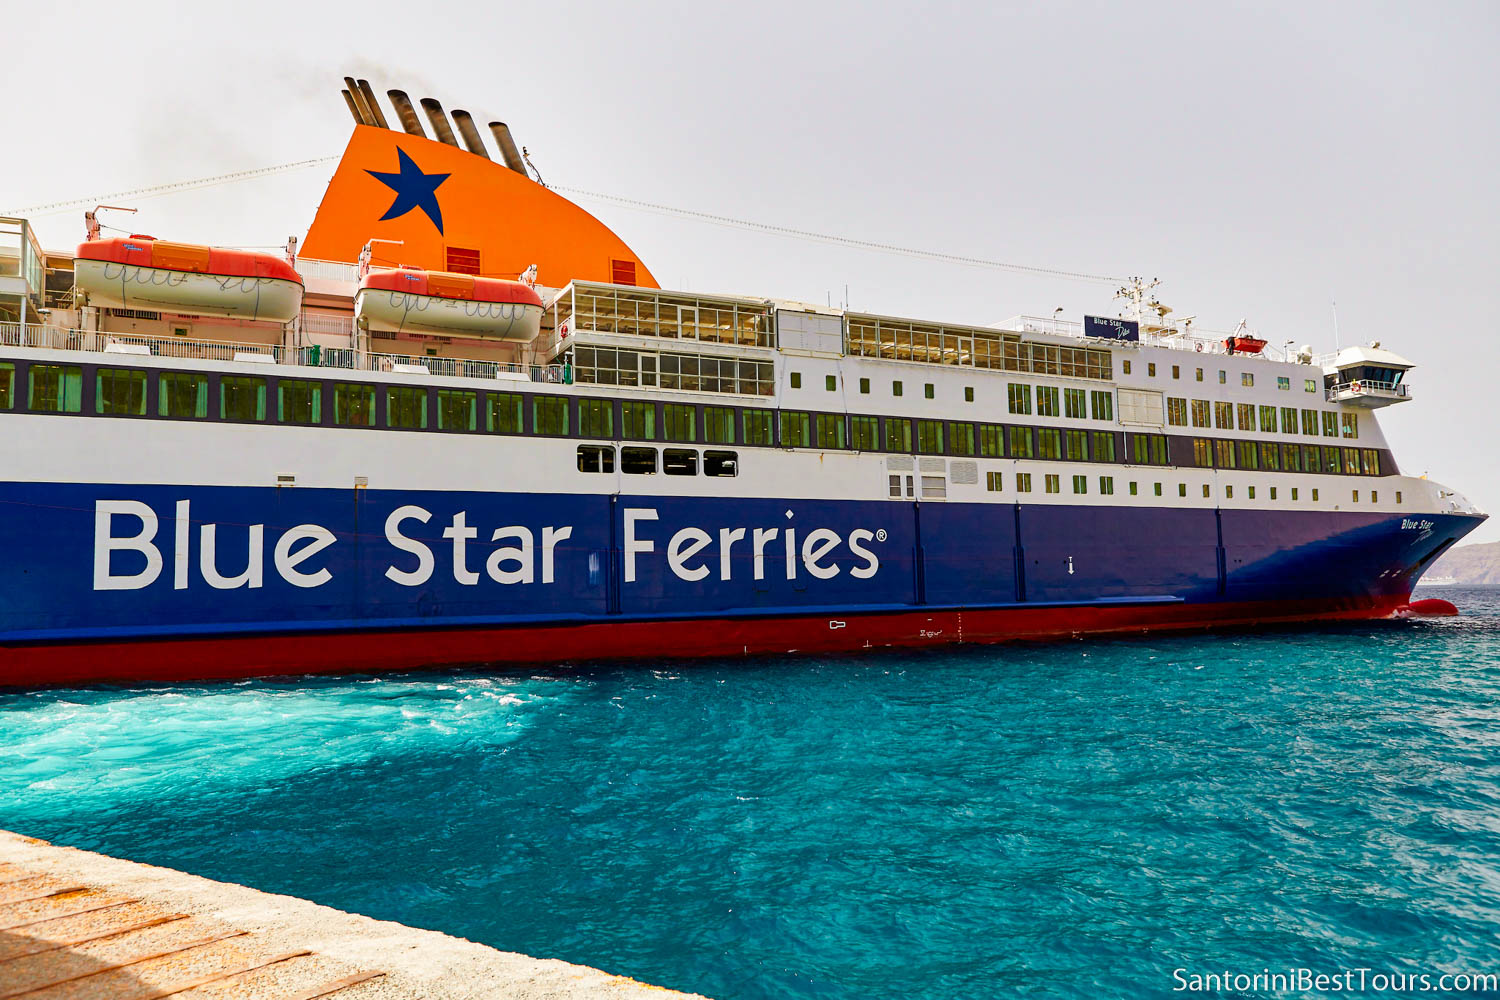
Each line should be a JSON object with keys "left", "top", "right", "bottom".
{"left": 355, "top": 268, "right": 544, "bottom": 342}
{"left": 73, "top": 236, "right": 303, "bottom": 323}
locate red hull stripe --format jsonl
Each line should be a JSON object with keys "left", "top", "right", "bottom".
{"left": 0, "top": 597, "right": 1407, "bottom": 688}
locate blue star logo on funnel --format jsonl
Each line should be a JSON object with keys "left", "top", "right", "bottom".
{"left": 366, "top": 149, "right": 451, "bottom": 233}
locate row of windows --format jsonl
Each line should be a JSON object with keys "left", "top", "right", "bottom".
{"left": 1165, "top": 398, "right": 1358, "bottom": 438}
{"left": 569, "top": 347, "right": 775, "bottom": 397}
{"left": 981, "top": 471, "right": 1401, "bottom": 505}
{"left": 1120, "top": 359, "right": 1319, "bottom": 394}
{"left": 2, "top": 360, "right": 1384, "bottom": 477}
{"left": 576, "top": 445, "right": 739, "bottom": 477}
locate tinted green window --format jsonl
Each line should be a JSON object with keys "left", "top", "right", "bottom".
{"left": 1282, "top": 443, "right": 1303, "bottom": 471}
{"left": 0, "top": 363, "right": 12, "bottom": 409}
{"left": 948, "top": 422, "right": 975, "bottom": 456}
{"left": 743, "top": 408, "right": 774, "bottom": 446}
{"left": 1322, "top": 411, "right": 1338, "bottom": 437}
{"left": 1260, "top": 442, "right": 1280, "bottom": 470}
{"left": 1215, "top": 440, "right": 1236, "bottom": 468}
{"left": 1193, "top": 439, "right": 1213, "bottom": 467}
{"left": 827, "top": 375, "right": 838, "bottom": 392}
{"left": 1322, "top": 445, "right": 1341, "bottom": 473}
{"left": 158, "top": 372, "right": 207, "bottom": 418}
{"left": 534, "top": 396, "right": 569, "bottom": 435}
{"left": 1037, "top": 428, "right": 1061, "bottom": 459}
{"left": 488, "top": 392, "right": 522, "bottom": 433}
{"left": 1064, "top": 387, "right": 1086, "bottom": 419}
{"left": 388, "top": 387, "right": 429, "bottom": 429}
{"left": 220, "top": 376, "right": 266, "bottom": 421}
{"left": 885, "top": 417, "right": 912, "bottom": 452}
{"left": 29, "top": 365, "right": 82, "bottom": 413}
{"left": 1149, "top": 436, "right": 1167, "bottom": 464}
{"left": 622, "top": 401, "right": 656, "bottom": 439}
{"left": 278, "top": 380, "right": 322, "bottom": 425}
{"left": 1301, "top": 409, "right": 1320, "bottom": 436}
{"left": 979, "top": 425, "right": 1003, "bottom": 457}
{"left": 334, "top": 383, "right": 375, "bottom": 426}
{"left": 1036, "top": 385, "right": 1060, "bottom": 417}
{"left": 916, "top": 419, "right": 943, "bottom": 454}
{"left": 1237, "top": 441, "right": 1259, "bottom": 469}
{"left": 780, "top": 411, "right": 811, "bottom": 447}
{"left": 859, "top": 377, "right": 870, "bottom": 394}
{"left": 1092, "top": 432, "right": 1115, "bottom": 462}
{"left": 1065, "top": 430, "right": 1088, "bottom": 461}
{"left": 663, "top": 403, "right": 695, "bottom": 442}
{"left": 1132, "top": 434, "right": 1149, "bottom": 463}
{"left": 1237, "top": 403, "right": 1255, "bottom": 431}
{"left": 1072, "top": 474, "right": 1087, "bottom": 494}
{"left": 97, "top": 368, "right": 146, "bottom": 415}
{"left": 892, "top": 381, "right": 903, "bottom": 397}
{"left": 815, "top": 414, "right": 846, "bottom": 449}
{"left": 1007, "top": 383, "right": 1032, "bottom": 415}
{"left": 923, "top": 383, "right": 934, "bottom": 399}
{"left": 1342, "top": 412, "right": 1358, "bottom": 439}
{"left": 1008, "top": 426, "right": 1033, "bottom": 458}
{"left": 704, "top": 406, "right": 735, "bottom": 444}
{"left": 438, "top": 390, "right": 477, "bottom": 431}
{"left": 579, "top": 398, "right": 613, "bottom": 438}
{"left": 1166, "top": 398, "right": 1188, "bottom": 425}
{"left": 1343, "top": 448, "right": 1360, "bottom": 474}
{"left": 1280, "top": 407, "right": 1298, "bottom": 434}
{"left": 851, "top": 415, "right": 877, "bottom": 450}
{"left": 1090, "top": 390, "right": 1113, "bottom": 421}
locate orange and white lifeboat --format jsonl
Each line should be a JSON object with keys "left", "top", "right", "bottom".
{"left": 73, "top": 237, "right": 303, "bottom": 323}
{"left": 355, "top": 268, "right": 543, "bottom": 342}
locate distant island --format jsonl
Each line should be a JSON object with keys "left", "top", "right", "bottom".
{"left": 1424, "top": 541, "right": 1500, "bottom": 585}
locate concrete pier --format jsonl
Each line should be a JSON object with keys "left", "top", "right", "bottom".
{"left": 0, "top": 830, "right": 708, "bottom": 1000}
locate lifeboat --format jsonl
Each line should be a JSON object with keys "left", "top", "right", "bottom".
{"left": 1225, "top": 335, "right": 1268, "bottom": 355}
{"left": 355, "top": 268, "right": 543, "bottom": 342}
{"left": 73, "top": 237, "right": 303, "bottom": 323}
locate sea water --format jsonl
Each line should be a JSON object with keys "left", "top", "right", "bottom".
{"left": 3, "top": 589, "right": 1500, "bottom": 999}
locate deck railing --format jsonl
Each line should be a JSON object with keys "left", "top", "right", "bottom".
{"left": 1327, "top": 379, "right": 1410, "bottom": 402}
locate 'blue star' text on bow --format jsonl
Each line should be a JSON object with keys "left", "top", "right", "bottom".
{"left": 366, "top": 149, "right": 451, "bottom": 233}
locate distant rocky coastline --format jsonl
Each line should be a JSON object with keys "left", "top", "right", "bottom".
{"left": 1425, "top": 541, "right": 1500, "bottom": 586}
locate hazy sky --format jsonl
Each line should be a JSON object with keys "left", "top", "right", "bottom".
{"left": 7, "top": 0, "right": 1497, "bottom": 541}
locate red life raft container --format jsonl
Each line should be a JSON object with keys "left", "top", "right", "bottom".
{"left": 1224, "top": 335, "right": 1268, "bottom": 355}
{"left": 73, "top": 236, "right": 303, "bottom": 323}
{"left": 354, "top": 268, "right": 544, "bottom": 341}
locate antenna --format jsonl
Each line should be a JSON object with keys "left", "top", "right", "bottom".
{"left": 1332, "top": 297, "right": 1341, "bottom": 351}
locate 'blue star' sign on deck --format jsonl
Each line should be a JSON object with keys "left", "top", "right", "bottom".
{"left": 366, "top": 149, "right": 451, "bottom": 233}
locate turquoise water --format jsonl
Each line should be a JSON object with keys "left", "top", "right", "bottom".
{"left": 4, "top": 590, "right": 1500, "bottom": 999}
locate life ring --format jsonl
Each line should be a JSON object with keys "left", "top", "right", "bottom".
{"left": 1195, "top": 342, "right": 1203, "bottom": 352}
{"left": 1351, "top": 380, "right": 1362, "bottom": 392}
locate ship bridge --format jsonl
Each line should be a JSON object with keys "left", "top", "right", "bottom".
{"left": 1324, "top": 345, "right": 1414, "bottom": 408}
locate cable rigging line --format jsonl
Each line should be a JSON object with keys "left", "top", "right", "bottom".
{"left": 0, "top": 157, "right": 341, "bottom": 217}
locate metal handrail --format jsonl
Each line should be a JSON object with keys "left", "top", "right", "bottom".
{"left": 1327, "top": 379, "right": 1410, "bottom": 401}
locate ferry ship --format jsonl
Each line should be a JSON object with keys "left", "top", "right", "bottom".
{"left": 0, "top": 80, "right": 1485, "bottom": 685}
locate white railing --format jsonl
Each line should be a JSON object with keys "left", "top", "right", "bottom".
{"left": 0, "top": 323, "right": 566, "bottom": 383}
{"left": 293, "top": 257, "right": 360, "bottom": 283}
{"left": 301, "top": 313, "right": 354, "bottom": 337}
{"left": 1327, "top": 380, "right": 1410, "bottom": 402}
{"left": 1007, "top": 315, "right": 1305, "bottom": 362}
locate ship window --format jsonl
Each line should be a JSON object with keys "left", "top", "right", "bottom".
{"left": 1248, "top": 485, "right": 1256, "bottom": 499}
{"left": 1259, "top": 405, "right": 1276, "bottom": 432}
{"left": 789, "top": 372, "right": 802, "bottom": 389}
{"left": 893, "top": 380, "right": 903, "bottom": 397}
{"left": 1179, "top": 483, "right": 1187, "bottom": 497}
{"left": 388, "top": 387, "right": 429, "bottom": 430}
{"left": 987, "top": 471, "right": 1003, "bottom": 492}
{"left": 1148, "top": 363, "right": 1157, "bottom": 377}
{"left": 664, "top": 448, "right": 699, "bottom": 476}
{"left": 1192, "top": 439, "right": 1212, "bottom": 467}
{"left": 277, "top": 379, "right": 322, "bottom": 425}
{"left": 743, "top": 408, "right": 774, "bottom": 446}
{"left": 1007, "top": 383, "right": 1032, "bottom": 415}
{"left": 885, "top": 417, "right": 913, "bottom": 452}
{"left": 1305, "top": 379, "right": 1317, "bottom": 392}
{"left": 1371, "top": 490, "right": 1378, "bottom": 502}
{"left": 1016, "top": 473, "right": 1032, "bottom": 493}
{"left": 436, "top": 390, "right": 477, "bottom": 431}
{"left": 1278, "top": 376, "right": 1291, "bottom": 391}
{"left": 1225, "top": 485, "right": 1234, "bottom": 498}
{"left": 1320, "top": 445, "right": 1340, "bottom": 474}
{"left": 1196, "top": 368, "right": 1204, "bottom": 382}
{"left": 28, "top": 364, "right": 82, "bottom": 414}
{"left": 1172, "top": 365, "right": 1180, "bottom": 379}
{"left": 1292, "top": 488, "right": 1299, "bottom": 500}
{"left": 1064, "top": 387, "right": 1086, "bottom": 419}
{"left": 1214, "top": 402, "right": 1233, "bottom": 429}
{"left": 1361, "top": 449, "right": 1380, "bottom": 475}
{"left": 780, "top": 410, "right": 811, "bottom": 448}
{"left": 965, "top": 386, "right": 974, "bottom": 402}
{"left": 815, "top": 413, "right": 846, "bottom": 449}
{"left": 0, "top": 362, "right": 11, "bottom": 409}
{"left": 1396, "top": 491, "right": 1402, "bottom": 504}
{"left": 220, "top": 376, "right": 266, "bottom": 422}
{"left": 1065, "top": 430, "right": 1088, "bottom": 461}
{"left": 1302, "top": 409, "right": 1320, "bottom": 436}
{"left": 1237, "top": 403, "right": 1255, "bottom": 431}
{"left": 1155, "top": 482, "right": 1163, "bottom": 496}
{"left": 1037, "top": 428, "right": 1062, "bottom": 459}
{"left": 859, "top": 377, "right": 870, "bottom": 394}
{"left": 1203, "top": 484, "right": 1211, "bottom": 498}
{"left": 530, "top": 395, "right": 568, "bottom": 436}
{"left": 921, "top": 475, "right": 947, "bottom": 499}
{"left": 1072, "top": 474, "right": 1087, "bottom": 494}
{"left": 579, "top": 398, "right": 614, "bottom": 438}
{"left": 1270, "top": 486, "right": 1277, "bottom": 499}
{"left": 1281, "top": 407, "right": 1298, "bottom": 434}
{"left": 1218, "top": 370, "right": 1227, "bottom": 384}
{"left": 924, "top": 382, "right": 935, "bottom": 399}
{"left": 488, "top": 392, "right": 523, "bottom": 434}
{"left": 1150, "top": 435, "right": 1168, "bottom": 463}
{"left": 334, "top": 383, "right": 375, "bottom": 427}
{"left": 1045, "top": 474, "right": 1060, "bottom": 494}
{"left": 916, "top": 419, "right": 944, "bottom": 454}
{"left": 158, "top": 372, "right": 207, "bottom": 418}
{"left": 664, "top": 403, "right": 696, "bottom": 442}
{"left": 1322, "top": 412, "right": 1338, "bottom": 437}
{"left": 577, "top": 444, "right": 615, "bottom": 473}
{"left": 1352, "top": 489, "right": 1359, "bottom": 502}
{"left": 1008, "top": 426, "right": 1034, "bottom": 458}
{"left": 851, "top": 415, "right": 878, "bottom": 450}
{"left": 622, "top": 447, "right": 657, "bottom": 474}
{"left": 1190, "top": 399, "right": 1210, "bottom": 427}
{"left": 1281, "top": 444, "right": 1301, "bottom": 471}
{"left": 1129, "top": 481, "right": 1138, "bottom": 495}
{"left": 1260, "top": 442, "right": 1280, "bottom": 470}
{"left": 948, "top": 422, "right": 976, "bottom": 456}
{"left": 1241, "top": 373, "right": 1253, "bottom": 387}
{"left": 1122, "top": 360, "right": 1132, "bottom": 375}
{"left": 704, "top": 406, "right": 735, "bottom": 444}
{"left": 1100, "top": 476, "right": 1115, "bottom": 495}
{"left": 1236, "top": 441, "right": 1259, "bottom": 469}
{"left": 1342, "top": 413, "right": 1359, "bottom": 439}
{"left": 1167, "top": 397, "right": 1188, "bottom": 426}
{"left": 622, "top": 401, "right": 656, "bottom": 440}
{"left": 1343, "top": 448, "right": 1361, "bottom": 475}
{"left": 705, "top": 450, "right": 738, "bottom": 477}
{"left": 1312, "top": 488, "right": 1319, "bottom": 501}
{"left": 979, "top": 424, "right": 1004, "bottom": 457}
{"left": 827, "top": 375, "right": 838, "bottom": 392}
{"left": 97, "top": 368, "right": 147, "bottom": 416}
{"left": 1092, "top": 432, "right": 1116, "bottom": 462}
{"left": 1213, "top": 440, "right": 1234, "bottom": 468}
{"left": 889, "top": 474, "right": 902, "bottom": 498}
{"left": 1037, "top": 385, "right": 1060, "bottom": 416}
